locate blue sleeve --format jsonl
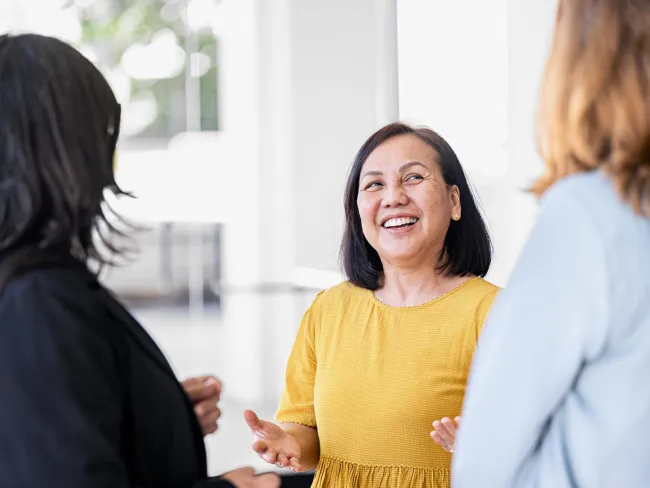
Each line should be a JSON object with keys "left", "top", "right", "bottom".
{"left": 452, "top": 182, "right": 609, "bottom": 487}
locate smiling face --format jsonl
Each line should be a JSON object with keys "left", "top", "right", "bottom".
{"left": 356, "top": 134, "right": 461, "bottom": 268}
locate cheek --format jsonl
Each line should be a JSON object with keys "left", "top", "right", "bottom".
{"left": 416, "top": 192, "right": 451, "bottom": 228}
{"left": 357, "top": 195, "right": 378, "bottom": 227}
{"left": 421, "top": 190, "right": 449, "bottom": 214}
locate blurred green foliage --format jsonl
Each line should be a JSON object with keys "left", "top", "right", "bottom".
{"left": 73, "top": 0, "right": 218, "bottom": 138}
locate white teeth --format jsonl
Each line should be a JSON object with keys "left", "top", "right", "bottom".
{"left": 383, "top": 217, "right": 418, "bottom": 228}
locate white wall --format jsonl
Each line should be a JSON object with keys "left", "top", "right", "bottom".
{"left": 218, "top": 0, "right": 400, "bottom": 402}
{"left": 507, "top": 0, "right": 558, "bottom": 188}
{"left": 290, "top": 1, "right": 377, "bottom": 272}
{"left": 397, "top": 0, "right": 558, "bottom": 286}
{"left": 398, "top": 0, "right": 508, "bottom": 179}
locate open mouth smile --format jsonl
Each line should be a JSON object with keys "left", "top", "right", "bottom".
{"left": 381, "top": 216, "right": 419, "bottom": 230}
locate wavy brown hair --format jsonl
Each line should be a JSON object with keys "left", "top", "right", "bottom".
{"left": 535, "top": 0, "right": 650, "bottom": 214}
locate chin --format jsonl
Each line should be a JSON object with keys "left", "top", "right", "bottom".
{"left": 379, "top": 249, "right": 420, "bottom": 263}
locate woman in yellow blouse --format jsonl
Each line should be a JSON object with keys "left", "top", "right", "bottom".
{"left": 244, "top": 122, "right": 499, "bottom": 488}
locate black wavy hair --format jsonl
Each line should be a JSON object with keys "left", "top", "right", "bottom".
{"left": 0, "top": 34, "right": 130, "bottom": 286}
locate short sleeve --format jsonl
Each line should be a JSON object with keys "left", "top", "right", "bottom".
{"left": 474, "top": 287, "right": 499, "bottom": 338}
{"left": 275, "top": 292, "right": 323, "bottom": 427}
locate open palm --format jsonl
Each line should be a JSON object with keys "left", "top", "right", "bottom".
{"left": 244, "top": 410, "right": 303, "bottom": 472}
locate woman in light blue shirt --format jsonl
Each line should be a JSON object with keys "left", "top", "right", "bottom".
{"left": 448, "top": 0, "right": 650, "bottom": 486}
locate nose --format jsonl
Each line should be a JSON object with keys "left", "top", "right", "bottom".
{"left": 381, "top": 184, "right": 408, "bottom": 208}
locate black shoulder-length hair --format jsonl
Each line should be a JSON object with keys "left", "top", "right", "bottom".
{"left": 340, "top": 122, "right": 492, "bottom": 290}
{"left": 0, "top": 34, "right": 130, "bottom": 285}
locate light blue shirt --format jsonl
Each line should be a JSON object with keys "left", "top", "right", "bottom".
{"left": 453, "top": 171, "right": 650, "bottom": 488}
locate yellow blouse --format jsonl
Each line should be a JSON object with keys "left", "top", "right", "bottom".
{"left": 276, "top": 278, "right": 499, "bottom": 488}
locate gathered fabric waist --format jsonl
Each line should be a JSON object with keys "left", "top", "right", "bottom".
{"left": 311, "top": 455, "right": 450, "bottom": 488}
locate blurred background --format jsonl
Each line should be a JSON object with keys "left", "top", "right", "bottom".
{"left": 1, "top": 0, "right": 555, "bottom": 476}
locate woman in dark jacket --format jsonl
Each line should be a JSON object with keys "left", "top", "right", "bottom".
{"left": 0, "top": 33, "right": 278, "bottom": 488}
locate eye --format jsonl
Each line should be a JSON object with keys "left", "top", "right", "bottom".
{"left": 363, "top": 181, "right": 383, "bottom": 191}
{"left": 405, "top": 174, "right": 424, "bottom": 183}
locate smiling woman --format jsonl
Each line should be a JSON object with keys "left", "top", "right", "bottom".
{"left": 344, "top": 123, "right": 492, "bottom": 292}
{"left": 243, "top": 122, "right": 500, "bottom": 488}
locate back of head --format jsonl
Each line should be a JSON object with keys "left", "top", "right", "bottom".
{"left": 536, "top": 0, "right": 650, "bottom": 214}
{"left": 0, "top": 34, "right": 125, "bottom": 284}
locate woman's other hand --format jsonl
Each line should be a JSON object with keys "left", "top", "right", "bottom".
{"left": 431, "top": 416, "right": 460, "bottom": 452}
{"left": 244, "top": 410, "right": 303, "bottom": 472}
{"left": 182, "top": 375, "right": 222, "bottom": 436}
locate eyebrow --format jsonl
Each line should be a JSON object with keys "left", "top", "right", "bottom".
{"left": 360, "top": 160, "right": 428, "bottom": 179}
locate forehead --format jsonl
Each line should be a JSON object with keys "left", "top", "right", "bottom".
{"left": 363, "top": 134, "right": 438, "bottom": 171}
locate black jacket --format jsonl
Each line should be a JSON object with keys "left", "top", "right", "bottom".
{"left": 0, "top": 256, "right": 234, "bottom": 488}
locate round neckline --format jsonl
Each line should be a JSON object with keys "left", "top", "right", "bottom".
{"left": 369, "top": 276, "right": 481, "bottom": 311}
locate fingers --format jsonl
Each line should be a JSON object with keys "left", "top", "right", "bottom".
{"left": 253, "top": 441, "right": 301, "bottom": 471}
{"left": 433, "top": 419, "right": 454, "bottom": 441}
{"left": 431, "top": 417, "right": 457, "bottom": 452}
{"left": 262, "top": 449, "right": 278, "bottom": 464}
{"left": 289, "top": 457, "right": 303, "bottom": 472}
{"left": 441, "top": 417, "right": 457, "bottom": 436}
{"left": 276, "top": 454, "right": 289, "bottom": 468}
{"left": 204, "top": 377, "right": 222, "bottom": 398}
{"left": 255, "top": 473, "right": 281, "bottom": 488}
{"left": 221, "top": 466, "right": 256, "bottom": 487}
{"left": 252, "top": 440, "right": 277, "bottom": 464}
{"left": 252, "top": 440, "right": 268, "bottom": 455}
{"left": 221, "top": 467, "right": 280, "bottom": 488}
{"left": 231, "top": 467, "right": 256, "bottom": 477}
{"left": 194, "top": 394, "right": 222, "bottom": 436}
{"left": 199, "top": 406, "right": 222, "bottom": 435}
{"left": 430, "top": 430, "right": 447, "bottom": 449}
{"left": 195, "top": 398, "right": 221, "bottom": 419}
{"left": 182, "top": 376, "right": 222, "bottom": 403}
{"left": 244, "top": 410, "right": 264, "bottom": 432}
{"left": 275, "top": 454, "right": 302, "bottom": 472}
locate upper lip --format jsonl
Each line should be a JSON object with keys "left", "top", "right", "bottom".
{"left": 379, "top": 214, "right": 420, "bottom": 227}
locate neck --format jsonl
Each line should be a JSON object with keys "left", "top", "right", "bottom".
{"left": 376, "top": 260, "right": 473, "bottom": 307}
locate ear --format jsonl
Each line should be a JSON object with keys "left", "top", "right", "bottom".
{"left": 449, "top": 185, "right": 461, "bottom": 221}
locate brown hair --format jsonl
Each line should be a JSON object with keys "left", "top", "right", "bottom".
{"left": 535, "top": 0, "right": 650, "bottom": 214}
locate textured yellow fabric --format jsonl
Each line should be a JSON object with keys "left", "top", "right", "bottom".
{"left": 276, "top": 277, "right": 499, "bottom": 488}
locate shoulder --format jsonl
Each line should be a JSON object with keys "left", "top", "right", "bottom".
{"left": 0, "top": 263, "right": 109, "bottom": 338}
{"left": 460, "top": 278, "right": 500, "bottom": 331}
{"left": 541, "top": 170, "right": 631, "bottom": 227}
{"left": 312, "top": 280, "right": 369, "bottom": 311}
{"left": 300, "top": 282, "right": 370, "bottom": 335}
{"left": 545, "top": 170, "right": 614, "bottom": 200}
{"left": 534, "top": 170, "right": 648, "bottom": 279}
{"left": 464, "top": 277, "right": 500, "bottom": 307}
{"left": 467, "top": 277, "right": 500, "bottom": 295}
{"left": 3, "top": 260, "right": 95, "bottom": 300}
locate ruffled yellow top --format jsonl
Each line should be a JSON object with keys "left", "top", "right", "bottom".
{"left": 276, "top": 278, "right": 499, "bottom": 488}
